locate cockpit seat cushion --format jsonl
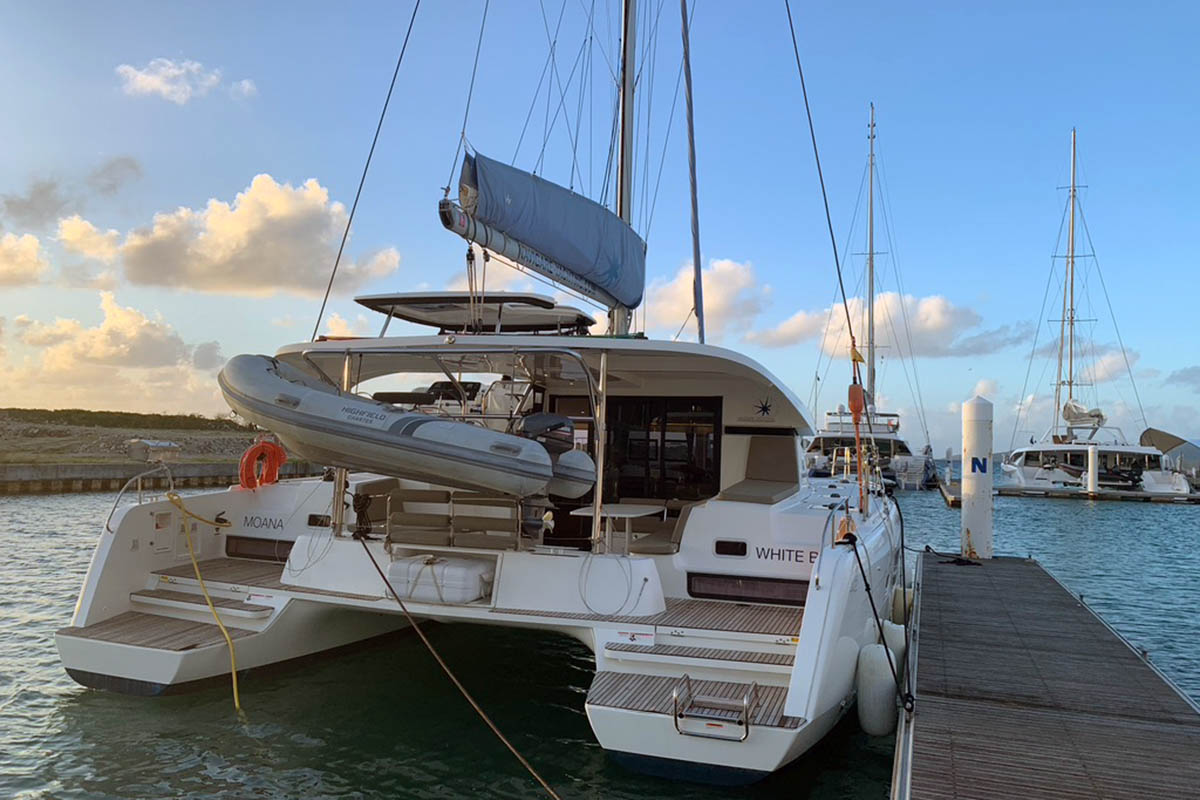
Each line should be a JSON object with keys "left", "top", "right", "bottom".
{"left": 629, "top": 502, "right": 699, "bottom": 555}
{"left": 717, "top": 435, "right": 799, "bottom": 505}
{"left": 717, "top": 479, "right": 798, "bottom": 505}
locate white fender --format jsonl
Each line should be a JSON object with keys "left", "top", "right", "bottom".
{"left": 891, "top": 585, "right": 913, "bottom": 624}
{"left": 856, "top": 643, "right": 897, "bottom": 736}
{"left": 881, "top": 619, "right": 907, "bottom": 667}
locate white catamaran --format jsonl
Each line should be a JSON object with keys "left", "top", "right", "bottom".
{"left": 804, "top": 106, "right": 936, "bottom": 490}
{"left": 56, "top": 3, "right": 908, "bottom": 785}
{"left": 1002, "top": 129, "right": 1189, "bottom": 496}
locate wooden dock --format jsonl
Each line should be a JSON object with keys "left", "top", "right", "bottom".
{"left": 937, "top": 477, "right": 1200, "bottom": 508}
{"left": 892, "top": 554, "right": 1200, "bottom": 799}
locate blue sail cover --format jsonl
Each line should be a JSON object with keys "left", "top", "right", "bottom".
{"left": 460, "top": 153, "right": 646, "bottom": 308}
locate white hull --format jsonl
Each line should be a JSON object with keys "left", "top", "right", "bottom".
{"left": 58, "top": 471, "right": 900, "bottom": 781}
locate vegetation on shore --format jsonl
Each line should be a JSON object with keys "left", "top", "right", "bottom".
{"left": 0, "top": 408, "right": 253, "bottom": 432}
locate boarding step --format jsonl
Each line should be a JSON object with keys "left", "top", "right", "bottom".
{"left": 586, "top": 671, "right": 803, "bottom": 737}
{"left": 602, "top": 642, "right": 794, "bottom": 674}
{"left": 131, "top": 588, "right": 273, "bottom": 619}
{"left": 57, "top": 611, "right": 254, "bottom": 651}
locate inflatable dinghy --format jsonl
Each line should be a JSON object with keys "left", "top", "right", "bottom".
{"left": 219, "top": 354, "right": 595, "bottom": 497}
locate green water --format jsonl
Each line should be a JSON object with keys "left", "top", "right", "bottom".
{"left": 1, "top": 490, "right": 1196, "bottom": 799}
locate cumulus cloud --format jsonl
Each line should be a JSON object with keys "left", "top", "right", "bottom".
{"left": 1166, "top": 366, "right": 1200, "bottom": 392}
{"left": 115, "top": 174, "right": 400, "bottom": 296}
{"left": 0, "top": 232, "right": 49, "bottom": 285}
{"left": 230, "top": 79, "right": 258, "bottom": 99}
{"left": 2, "top": 179, "right": 71, "bottom": 229}
{"left": 325, "top": 313, "right": 371, "bottom": 337}
{"left": 192, "top": 340, "right": 224, "bottom": 370}
{"left": 1080, "top": 350, "right": 1138, "bottom": 385}
{"left": 646, "top": 259, "right": 769, "bottom": 339}
{"left": 971, "top": 378, "right": 998, "bottom": 398}
{"left": 17, "top": 292, "right": 188, "bottom": 370}
{"left": 116, "top": 58, "right": 222, "bottom": 104}
{"left": 1, "top": 293, "right": 227, "bottom": 414}
{"left": 749, "top": 292, "right": 1030, "bottom": 358}
{"left": 57, "top": 215, "right": 121, "bottom": 263}
{"left": 86, "top": 156, "right": 143, "bottom": 196}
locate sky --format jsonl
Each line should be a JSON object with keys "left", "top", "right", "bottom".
{"left": 2, "top": 0, "right": 1199, "bottom": 453}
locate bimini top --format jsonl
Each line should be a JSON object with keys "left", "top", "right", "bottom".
{"left": 275, "top": 334, "right": 816, "bottom": 437}
{"left": 355, "top": 292, "right": 595, "bottom": 335}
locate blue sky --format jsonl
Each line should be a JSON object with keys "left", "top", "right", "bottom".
{"left": 2, "top": 0, "right": 1198, "bottom": 450}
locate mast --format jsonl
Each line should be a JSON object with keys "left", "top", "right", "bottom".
{"left": 610, "top": 0, "right": 637, "bottom": 335}
{"left": 680, "top": 0, "right": 704, "bottom": 343}
{"left": 866, "top": 103, "right": 876, "bottom": 401}
{"left": 1067, "top": 127, "right": 1077, "bottom": 402}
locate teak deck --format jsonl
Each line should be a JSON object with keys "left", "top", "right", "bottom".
{"left": 897, "top": 555, "right": 1200, "bottom": 800}
{"left": 587, "top": 671, "right": 803, "bottom": 729}
{"left": 494, "top": 596, "right": 803, "bottom": 637}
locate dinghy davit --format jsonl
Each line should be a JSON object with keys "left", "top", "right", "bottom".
{"left": 218, "top": 354, "right": 594, "bottom": 497}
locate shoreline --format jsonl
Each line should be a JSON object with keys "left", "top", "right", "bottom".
{"left": 0, "top": 460, "right": 322, "bottom": 494}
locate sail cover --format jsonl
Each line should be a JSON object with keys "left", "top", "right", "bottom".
{"left": 455, "top": 152, "right": 645, "bottom": 309}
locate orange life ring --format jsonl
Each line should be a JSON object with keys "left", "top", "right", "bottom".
{"left": 239, "top": 440, "right": 287, "bottom": 489}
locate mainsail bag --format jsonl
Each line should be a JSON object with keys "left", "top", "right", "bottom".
{"left": 457, "top": 152, "right": 646, "bottom": 309}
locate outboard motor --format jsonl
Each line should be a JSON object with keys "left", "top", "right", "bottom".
{"left": 513, "top": 413, "right": 596, "bottom": 499}
{"left": 512, "top": 412, "right": 575, "bottom": 454}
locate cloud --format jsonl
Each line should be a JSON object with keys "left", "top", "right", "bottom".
{"left": 1080, "top": 350, "right": 1138, "bottom": 384}
{"left": 230, "top": 79, "right": 258, "bottom": 99}
{"left": 325, "top": 313, "right": 371, "bottom": 337}
{"left": 16, "top": 292, "right": 189, "bottom": 371}
{"left": 192, "top": 340, "right": 224, "bottom": 370}
{"left": 1166, "top": 366, "right": 1200, "bottom": 392}
{"left": 972, "top": 378, "right": 998, "bottom": 398}
{"left": 57, "top": 215, "right": 121, "bottom": 263}
{"left": 749, "top": 292, "right": 1031, "bottom": 358}
{"left": 646, "top": 259, "right": 769, "bottom": 340}
{"left": 86, "top": 156, "right": 143, "bottom": 196}
{"left": 0, "top": 232, "right": 49, "bottom": 285}
{"left": 116, "top": 58, "right": 222, "bottom": 104}
{"left": 117, "top": 174, "right": 400, "bottom": 296}
{"left": 2, "top": 179, "right": 71, "bottom": 229}
{"left": 1, "top": 292, "right": 227, "bottom": 415}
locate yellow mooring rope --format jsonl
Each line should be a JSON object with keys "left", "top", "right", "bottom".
{"left": 166, "top": 492, "right": 242, "bottom": 715}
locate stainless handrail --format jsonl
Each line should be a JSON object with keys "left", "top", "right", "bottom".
{"left": 672, "top": 674, "right": 761, "bottom": 742}
{"left": 297, "top": 344, "right": 601, "bottom": 426}
{"left": 104, "top": 463, "right": 175, "bottom": 533}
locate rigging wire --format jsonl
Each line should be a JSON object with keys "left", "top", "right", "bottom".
{"left": 356, "top": 538, "right": 563, "bottom": 800}
{"left": 784, "top": 0, "right": 857, "bottom": 355}
{"left": 1075, "top": 200, "right": 1148, "bottom": 429}
{"left": 643, "top": 0, "right": 694, "bottom": 243}
{"left": 810, "top": 159, "right": 868, "bottom": 413}
{"left": 443, "top": 0, "right": 491, "bottom": 197}
{"left": 875, "top": 153, "right": 931, "bottom": 445}
{"left": 311, "top": 0, "right": 421, "bottom": 341}
{"left": 1009, "top": 194, "right": 1071, "bottom": 449}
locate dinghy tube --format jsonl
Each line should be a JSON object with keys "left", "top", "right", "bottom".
{"left": 218, "top": 354, "right": 592, "bottom": 497}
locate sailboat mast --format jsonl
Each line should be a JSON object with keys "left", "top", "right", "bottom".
{"left": 1067, "top": 127, "right": 1077, "bottom": 401}
{"left": 866, "top": 103, "right": 876, "bottom": 400}
{"left": 610, "top": 0, "right": 638, "bottom": 335}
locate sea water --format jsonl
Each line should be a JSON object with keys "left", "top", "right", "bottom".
{"left": 1, "top": 489, "right": 1197, "bottom": 799}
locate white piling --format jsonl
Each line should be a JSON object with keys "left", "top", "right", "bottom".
{"left": 1087, "top": 443, "right": 1099, "bottom": 494}
{"left": 961, "top": 395, "right": 993, "bottom": 559}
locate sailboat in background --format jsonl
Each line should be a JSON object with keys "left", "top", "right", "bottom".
{"left": 804, "top": 105, "right": 937, "bottom": 490}
{"left": 1003, "top": 129, "right": 1189, "bottom": 495}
